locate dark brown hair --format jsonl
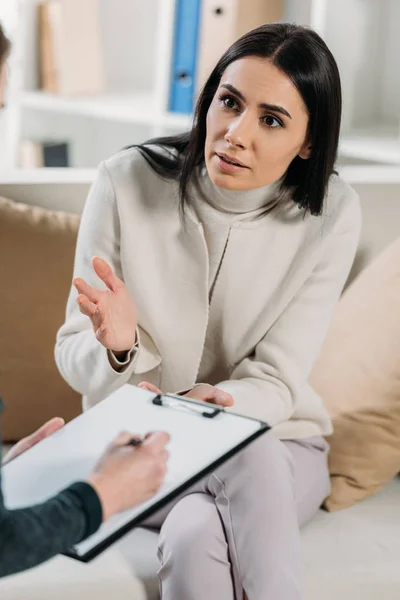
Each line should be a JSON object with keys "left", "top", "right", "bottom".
{"left": 0, "top": 22, "right": 11, "bottom": 66}
{"left": 130, "top": 23, "right": 342, "bottom": 216}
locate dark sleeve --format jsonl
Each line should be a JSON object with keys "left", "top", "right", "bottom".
{"left": 0, "top": 467, "right": 103, "bottom": 578}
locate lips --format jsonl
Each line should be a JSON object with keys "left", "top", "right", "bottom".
{"left": 216, "top": 153, "right": 248, "bottom": 168}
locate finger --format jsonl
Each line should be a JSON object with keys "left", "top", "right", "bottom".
{"left": 182, "top": 387, "right": 206, "bottom": 401}
{"left": 92, "top": 257, "right": 122, "bottom": 293}
{"left": 2, "top": 441, "right": 29, "bottom": 464}
{"left": 208, "top": 390, "right": 234, "bottom": 407}
{"left": 183, "top": 385, "right": 215, "bottom": 402}
{"left": 185, "top": 386, "right": 233, "bottom": 407}
{"left": 26, "top": 417, "right": 65, "bottom": 446}
{"left": 138, "top": 382, "right": 163, "bottom": 394}
{"left": 77, "top": 294, "right": 98, "bottom": 318}
{"left": 73, "top": 277, "right": 101, "bottom": 304}
{"left": 11, "top": 417, "right": 65, "bottom": 457}
{"left": 37, "top": 417, "right": 65, "bottom": 437}
{"left": 143, "top": 431, "right": 170, "bottom": 451}
{"left": 3, "top": 438, "right": 31, "bottom": 463}
{"left": 113, "top": 431, "right": 141, "bottom": 446}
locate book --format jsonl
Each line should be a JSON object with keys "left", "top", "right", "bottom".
{"left": 19, "top": 140, "right": 45, "bottom": 169}
{"left": 196, "top": 0, "right": 284, "bottom": 93}
{"left": 169, "top": 0, "right": 202, "bottom": 114}
{"left": 42, "top": 141, "right": 70, "bottom": 167}
{"left": 19, "top": 140, "right": 70, "bottom": 168}
{"left": 38, "top": 2, "right": 57, "bottom": 93}
{"left": 38, "top": 0, "right": 105, "bottom": 96}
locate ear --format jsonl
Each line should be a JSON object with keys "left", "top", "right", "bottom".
{"left": 298, "top": 140, "right": 312, "bottom": 160}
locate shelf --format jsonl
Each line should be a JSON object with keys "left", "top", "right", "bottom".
{"left": 339, "top": 127, "right": 400, "bottom": 165}
{"left": 338, "top": 165, "right": 400, "bottom": 185}
{"left": 21, "top": 91, "right": 192, "bottom": 130}
{"left": 0, "top": 168, "right": 96, "bottom": 185}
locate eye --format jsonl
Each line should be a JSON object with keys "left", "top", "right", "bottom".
{"left": 218, "top": 93, "right": 238, "bottom": 111}
{"left": 262, "top": 115, "right": 283, "bottom": 129}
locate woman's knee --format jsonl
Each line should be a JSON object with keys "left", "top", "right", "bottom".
{"left": 159, "top": 493, "right": 227, "bottom": 560}
{"left": 218, "top": 431, "right": 294, "bottom": 481}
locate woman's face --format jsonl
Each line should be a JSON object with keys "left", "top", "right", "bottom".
{"left": 0, "top": 60, "right": 7, "bottom": 109}
{"left": 205, "top": 56, "right": 311, "bottom": 190}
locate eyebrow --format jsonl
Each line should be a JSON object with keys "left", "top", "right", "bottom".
{"left": 220, "top": 83, "right": 292, "bottom": 120}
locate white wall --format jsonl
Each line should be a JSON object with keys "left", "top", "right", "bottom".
{"left": 347, "top": 183, "right": 400, "bottom": 283}
{"left": 382, "top": 0, "right": 400, "bottom": 125}
{"left": 284, "top": 0, "right": 400, "bottom": 136}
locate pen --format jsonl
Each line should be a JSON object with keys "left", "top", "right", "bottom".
{"left": 127, "top": 437, "right": 143, "bottom": 447}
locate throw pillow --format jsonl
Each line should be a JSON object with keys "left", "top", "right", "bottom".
{"left": 309, "top": 237, "right": 400, "bottom": 511}
{"left": 0, "top": 196, "right": 82, "bottom": 441}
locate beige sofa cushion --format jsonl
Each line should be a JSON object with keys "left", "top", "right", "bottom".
{"left": 310, "top": 237, "right": 400, "bottom": 511}
{"left": 0, "top": 196, "right": 82, "bottom": 442}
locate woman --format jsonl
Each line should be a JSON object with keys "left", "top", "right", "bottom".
{"left": 0, "top": 22, "right": 169, "bottom": 579}
{"left": 56, "top": 23, "right": 361, "bottom": 599}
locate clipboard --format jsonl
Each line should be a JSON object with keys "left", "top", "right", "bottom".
{"left": 1, "top": 384, "right": 270, "bottom": 562}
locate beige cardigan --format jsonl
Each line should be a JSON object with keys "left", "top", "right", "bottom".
{"left": 55, "top": 148, "right": 361, "bottom": 439}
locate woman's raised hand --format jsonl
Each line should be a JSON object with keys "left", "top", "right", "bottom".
{"left": 73, "top": 257, "right": 138, "bottom": 353}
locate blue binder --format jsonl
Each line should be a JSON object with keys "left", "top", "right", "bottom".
{"left": 169, "top": 0, "right": 202, "bottom": 114}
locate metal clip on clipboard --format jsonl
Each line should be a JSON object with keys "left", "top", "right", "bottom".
{"left": 151, "top": 394, "right": 221, "bottom": 419}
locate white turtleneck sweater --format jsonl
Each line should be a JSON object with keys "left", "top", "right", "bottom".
{"left": 110, "top": 169, "right": 285, "bottom": 386}
{"left": 192, "top": 170, "right": 284, "bottom": 387}
{"left": 56, "top": 147, "right": 362, "bottom": 439}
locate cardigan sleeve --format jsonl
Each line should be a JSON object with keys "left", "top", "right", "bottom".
{"left": 55, "top": 162, "right": 161, "bottom": 403}
{"left": 217, "top": 192, "right": 362, "bottom": 427}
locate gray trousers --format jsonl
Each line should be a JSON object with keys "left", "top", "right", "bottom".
{"left": 126, "top": 432, "right": 330, "bottom": 600}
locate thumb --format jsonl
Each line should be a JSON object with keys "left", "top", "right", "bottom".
{"left": 143, "top": 431, "right": 170, "bottom": 451}
{"left": 138, "top": 382, "right": 163, "bottom": 394}
{"left": 213, "top": 390, "right": 234, "bottom": 407}
{"left": 92, "top": 256, "right": 122, "bottom": 293}
{"left": 3, "top": 417, "right": 65, "bottom": 464}
{"left": 28, "top": 417, "right": 65, "bottom": 446}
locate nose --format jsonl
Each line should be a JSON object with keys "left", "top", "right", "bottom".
{"left": 224, "top": 113, "right": 252, "bottom": 149}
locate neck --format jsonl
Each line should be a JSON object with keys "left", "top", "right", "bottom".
{"left": 197, "top": 167, "right": 283, "bottom": 215}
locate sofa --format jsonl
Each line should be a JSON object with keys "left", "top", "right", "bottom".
{"left": 0, "top": 179, "right": 399, "bottom": 600}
